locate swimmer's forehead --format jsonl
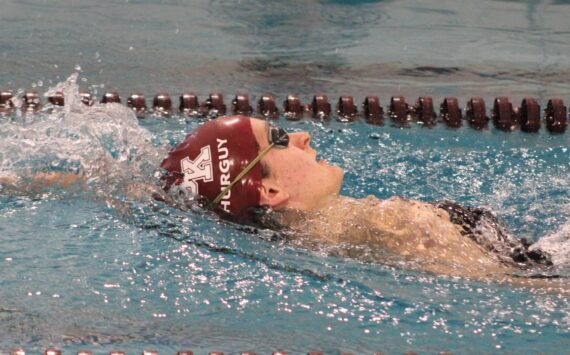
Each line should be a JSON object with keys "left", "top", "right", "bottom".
{"left": 250, "top": 118, "right": 272, "bottom": 150}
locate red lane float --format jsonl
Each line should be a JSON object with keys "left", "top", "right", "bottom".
{"left": 79, "top": 91, "right": 95, "bottom": 106}
{"left": 412, "top": 96, "right": 436, "bottom": 126}
{"left": 283, "top": 94, "right": 303, "bottom": 121}
{"left": 22, "top": 91, "right": 42, "bottom": 112}
{"left": 3, "top": 348, "right": 470, "bottom": 355}
{"left": 257, "top": 94, "right": 279, "bottom": 119}
{"left": 2, "top": 88, "right": 570, "bottom": 134}
{"left": 127, "top": 93, "right": 148, "bottom": 116}
{"left": 310, "top": 94, "right": 331, "bottom": 120}
{"left": 337, "top": 96, "right": 358, "bottom": 121}
{"left": 492, "top": 96, "right": 515, "bottom": 131}
{"left": 48, "top": 91, "right": 64, "bottom": 106}
{"left": 204, "top": 93, "right": 226, "bottom": 115}
{"left": 153, "top": 93, "right": 173, "bottom": 116}
{"left": 389, "top": 96, "right": 410, "bottom": 124}
{"left": 0, "top": 90, "right": 15, "bottom": 114}
{"left": 101, "top": 91, "right": 121, "bottom": 104}
{"left": 179, "top": 92, "right": 200, "bottom": 114}
{"left": 439, "top": 97, "right": 462, "bottom": 128}
{"left": 544, "top": 99, "right": 567, "bottom": 133}
{"left": 232, "top": 93, "right": 253, "bottom": 116}
{"left": 362, "top": 96, "right": 384, "bottom": 125}
{"left": 466, "top": 97, "right": 488, "bottom": 129}
{"left": 519, "top": 97, "right": 540, "bottom": 132}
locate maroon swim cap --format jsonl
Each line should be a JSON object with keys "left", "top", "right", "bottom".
{"left": 160, "top": 116, "right": 262, "bottom": 216}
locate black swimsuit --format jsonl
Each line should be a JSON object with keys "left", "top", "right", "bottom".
{"left": 433, "top": 200, "right": 553, "bottom": 269}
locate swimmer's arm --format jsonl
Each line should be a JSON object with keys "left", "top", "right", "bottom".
{"left": 1, "top": 171, "right": 171, "bottom": 217}
{"left": 1, "top": 171, "right": 163, "bottom": 201}
{"left": 30, "top": 172, "right": 84, "bottom": 187}
{"left": 0, "top": 171, "right": 85, "bottom": 192}
{"left": 0, "top": 171, "right": 85, "bottom": 190}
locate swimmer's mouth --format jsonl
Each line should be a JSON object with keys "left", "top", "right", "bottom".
{"left": 316, "top": 153, "right": 328, "bottom": 165}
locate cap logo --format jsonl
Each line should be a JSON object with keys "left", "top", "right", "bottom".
{"left": 180, "top": 145, "right": 213, "bottom": 195}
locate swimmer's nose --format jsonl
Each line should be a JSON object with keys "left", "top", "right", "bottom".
{"left": 289, "top": 132, "right": 311, "bottom": 150}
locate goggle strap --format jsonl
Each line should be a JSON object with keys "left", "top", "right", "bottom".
{"left": 211, "top": 142, "right": 275, "bottom": 206}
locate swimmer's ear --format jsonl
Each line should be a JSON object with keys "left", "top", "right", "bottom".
{"left": 259, "top": 180, "right": 289, "bottom": 208}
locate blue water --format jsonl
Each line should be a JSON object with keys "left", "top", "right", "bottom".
{"left": 2, "top": 0, "right": 570, "bottom": 354}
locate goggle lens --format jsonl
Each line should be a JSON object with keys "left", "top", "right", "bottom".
{"left": 267, "top": 125, "right": 289, "bottom": 148}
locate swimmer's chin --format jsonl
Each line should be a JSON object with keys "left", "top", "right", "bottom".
{"left": 333, "top": 165, "right": 345, "bottom": 194}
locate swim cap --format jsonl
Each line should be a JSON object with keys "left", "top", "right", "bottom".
{"left": 160, "top": 116, "right": 262, "bottom": 217}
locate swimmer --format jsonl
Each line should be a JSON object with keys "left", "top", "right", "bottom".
{"left": 1, "top": 115, "right": 566, "bottom": 285}
{"left": 160, "top": 116, "right": 562, "bottom": 282}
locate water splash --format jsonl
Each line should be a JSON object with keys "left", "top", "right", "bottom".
{"left": 0, "top": 74, "right": 165, "bottom": 195}
{"left": 531, "top": 220, "right": 570, "bottom": 268}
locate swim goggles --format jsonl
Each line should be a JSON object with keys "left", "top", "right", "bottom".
{"left": 211, "top": 123, "right": 290, "bottom": 206}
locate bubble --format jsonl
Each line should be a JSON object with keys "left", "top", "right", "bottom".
{"left": 74, "top": 65, "right": 82, "bottom": 71}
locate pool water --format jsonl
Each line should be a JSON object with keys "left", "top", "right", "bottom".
{"left": 2, "top": 0, "right": 570, "bottom": 353}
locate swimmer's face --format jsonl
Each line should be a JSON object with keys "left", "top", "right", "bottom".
{"left": 249, "top": 118, "right": 344, "bottom": 210}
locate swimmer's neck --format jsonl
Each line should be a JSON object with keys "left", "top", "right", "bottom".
{"left": 309, "top": 194, "right": 354, "bottom": 211}
{"left": 277, "top": 194, "right": 359, "bottom": 221}
{"left": 312, "top": 194, "right": 388, "bottom": 210}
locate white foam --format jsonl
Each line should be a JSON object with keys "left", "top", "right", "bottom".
{"left": 0, "top": 74, "right": 165, "bottom": 194}
{"left": 531, "top": 221, "right": 570, "bottom": 267}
